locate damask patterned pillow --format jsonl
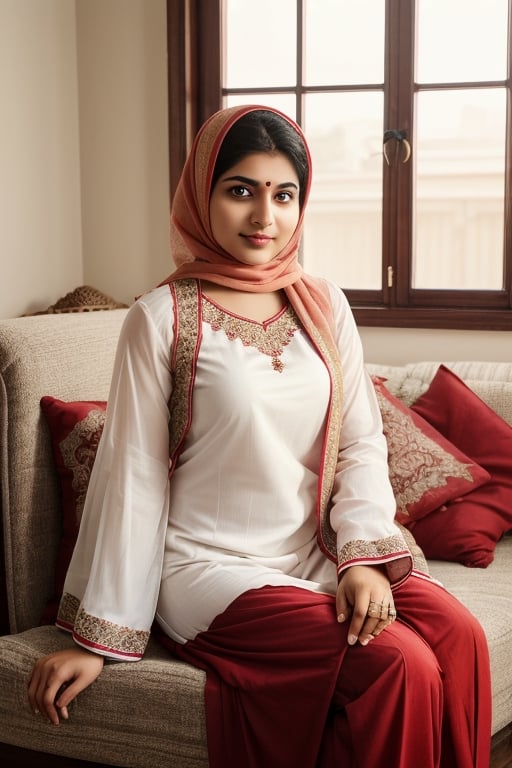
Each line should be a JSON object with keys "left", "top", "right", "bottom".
{"left": 40, "top": 396, "right": 107, "bottom": 623}
{"left": 372, "top": 376, "right": 490, "bottom": 524}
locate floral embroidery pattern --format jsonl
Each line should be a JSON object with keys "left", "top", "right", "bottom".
{"left": 60, "top": 409, "right": 106, "bottom": 524}
{"left": 338, "top": 534, "right": 406, "bottom": 567}
{"left": 169, "top": 280, "right": 201, "bottom": 465}
{"left": 202, "top": 296, "right": 300, "bottom": 372}
{"left": 74, "top": 606, "right": 149, "bottom": 657}
{"left": 375, "top": 388, "right": 475, "bottom": 517}
{"left": 57, "top": 592, "right": 80, "bottom": 627}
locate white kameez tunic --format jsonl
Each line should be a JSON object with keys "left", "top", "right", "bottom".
{"left": 57, "top": 280, "right": 410, "bottom": 660}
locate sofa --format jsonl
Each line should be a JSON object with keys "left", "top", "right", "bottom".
{"left": 0, "top": 309, "right": 510, "bottom": 767}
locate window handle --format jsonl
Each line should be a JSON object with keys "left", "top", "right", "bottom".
{"left": 383, "top": 129, "right": 411, "bottom": 165}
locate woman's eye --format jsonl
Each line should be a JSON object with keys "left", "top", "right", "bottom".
{"left": 230, "top": 185, "right": 251, "bottom": 198}
{"left": 276, "top": 191, "right": 293, "bottom": 203}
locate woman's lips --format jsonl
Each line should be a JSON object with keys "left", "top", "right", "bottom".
{"left": 242, "top": 234, "right": 273, "bottom": 247}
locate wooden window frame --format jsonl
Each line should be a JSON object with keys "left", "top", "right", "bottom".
{"left": 167, "top": 0, "right": 512, "bottom": 330}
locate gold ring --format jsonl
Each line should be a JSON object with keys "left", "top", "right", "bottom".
{"left": 367, "top": 600, "right": 382, "bottom": 618}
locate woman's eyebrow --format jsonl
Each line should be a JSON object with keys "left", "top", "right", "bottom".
{"left": 221, "top": 175, "right": 299, "bottom": 190}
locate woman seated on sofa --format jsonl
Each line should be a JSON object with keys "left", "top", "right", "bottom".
{"left": 27, "top": 104, "right": 492, "bottom": 768}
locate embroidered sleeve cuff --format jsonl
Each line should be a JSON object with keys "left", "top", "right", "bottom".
{"left": 336, "top": 534, "right": 412, "bottom": 578}
{"left": 56, "top": 592, "right": 149, "bottom": 661}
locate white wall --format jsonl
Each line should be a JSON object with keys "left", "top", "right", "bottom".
{"left": 0, "top": 0, "right": 82, "bottom": 317}
{"left": 0, "top": 0, "right": 509, "bottom": 364}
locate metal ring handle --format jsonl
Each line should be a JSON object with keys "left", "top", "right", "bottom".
{"left": 383, "top": 130, "right": 411, "bottom": 165}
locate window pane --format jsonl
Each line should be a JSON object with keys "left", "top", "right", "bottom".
{"left": 305, "top": 0, "right": 384, "bottom": 85}
{"left": 416, "top": 0, "right": 508, "bottom": 83}
{"left": 413, "top": 89, "right": 505, "bottom": 290}
{"left": 303, "top": 93, "right": 383, "bottom": 289}
{"left": 224, "top": 0, "right": 296, "bottom": 88}
{"left": 224, "top": 93, "right": 297, "bottom": 121}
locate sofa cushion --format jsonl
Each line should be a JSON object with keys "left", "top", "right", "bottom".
{"left": 40, "top": 397, "right": 107, "bottom": 623}
{"left": 0, "top": 310, "right": 128, "bottom": 634}
{"left": 409, "top": 365, "right": 512, "bottom": 567}
{"left": 372, "top": 376, "right": 490, "bottom": 524}
{"left": 0, "top": 625, "right": 207, "bottom": 767}
{"left": 366, "top": 361, "right": 512, "bottom": 423}
{"left": 428, "top": 534, "right": 512, "bottom": 735}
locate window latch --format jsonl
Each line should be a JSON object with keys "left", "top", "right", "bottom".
{"left": 383, "top": 129, "right": 411, "bottom": 165}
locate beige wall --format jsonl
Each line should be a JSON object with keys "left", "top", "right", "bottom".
{"left": 0, "top": 0, "right": 169, "bottom": 319}
{"left": 76, "top": 0, "right": 170, "bottom": 305}
{"left": 0, "top": 0, "right": 82, "bottom": 317}
{"left": 360, "top": 326, "right": 512, "bottom": 364}
{"left": 0, "top": 0, "right": 509, "bottom": 363}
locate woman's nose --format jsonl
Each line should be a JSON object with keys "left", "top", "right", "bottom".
{"left": 251, "top": 196, "right": 273, "bottom": 228}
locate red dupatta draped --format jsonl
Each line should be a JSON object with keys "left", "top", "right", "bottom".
{"left": 160, "top": 104, "right": 343, "bottom": 562}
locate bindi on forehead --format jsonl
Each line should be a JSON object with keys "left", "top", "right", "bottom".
{"left": 265, "top": 181, "right": 271, "bottom": 187}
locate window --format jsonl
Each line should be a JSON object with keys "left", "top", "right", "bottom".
{"left": 167, "top": 0, "right": 512, "bottom": 329}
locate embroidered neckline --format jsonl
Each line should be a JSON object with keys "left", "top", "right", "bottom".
{"left": 201, "top": 295, "right": 300, "bottom": 372}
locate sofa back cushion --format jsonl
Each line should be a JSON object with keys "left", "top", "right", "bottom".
{"left": 366, "top": 361, "right": 512, "bottom": 424}
{"left": 0, "top": 310, "right": 128, "bottom": 632}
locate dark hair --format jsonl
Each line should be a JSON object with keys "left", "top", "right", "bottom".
{"left": 211, "top": 110, "right": 309, "bottom": 208}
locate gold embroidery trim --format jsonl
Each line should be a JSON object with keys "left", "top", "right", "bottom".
{"left": 338, "top": 534, "right": 406, "bottom": 566}
{"left": 202, "top": 296, "right": 300, "bottom": 373}
{"left": 168, "top": 279, "right": 201, "bottom": 465}
{"left": 304, "top": 321, "right": 343, "bottom": 561}
{"left": 288, "top": 279, "right": 344, "bottom": 562}
{"left": 74, "top": 607, "right": 149, "bottom": 657}
{"left": 57, "top": 592, "right": 80, "bottom": 627}
{"left": 57, "top": 593, "right": 149, "bottom": 657}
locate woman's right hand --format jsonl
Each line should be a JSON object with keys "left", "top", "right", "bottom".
{"left": 28, "top": 647, "right": 104, "bottom": 725}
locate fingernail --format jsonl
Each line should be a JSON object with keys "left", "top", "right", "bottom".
{"left": 348, "top": 634, "right": 357, "bottom": 645}
{"left": 337, "top": 613, "right": 345, "bottom": 623}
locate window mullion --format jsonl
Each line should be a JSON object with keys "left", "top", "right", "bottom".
{"left": 382, "top": 0, "right": 400, "bottom": 308}
{"left": 504, "top": 0, "right": 512, "bottom": 305}
{"left": 394, "top": 0, "right": 415, "bottom": 307}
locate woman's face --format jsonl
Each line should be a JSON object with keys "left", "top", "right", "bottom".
{"left": 209, "top": 151, "right": 301, "bottom": 266}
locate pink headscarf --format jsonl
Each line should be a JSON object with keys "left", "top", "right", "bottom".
{"left": 160, "top": 104, "right": 339, "bottom": 359}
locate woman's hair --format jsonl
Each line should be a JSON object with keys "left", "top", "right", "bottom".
{"left": 211, "top": 110, "right": 309, "bottom": 208}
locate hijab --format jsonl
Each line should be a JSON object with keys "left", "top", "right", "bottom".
{"left": 161, "top": 104, "right": 339, "bottom": 359}
{"left": 161, "top": 105, "right": 343, "bottom": 559}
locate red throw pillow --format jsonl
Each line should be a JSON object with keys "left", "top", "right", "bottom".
{"left": 409, "top": 365, "right": 512, "bottom": 567}
{"left": 40, "top": 396, "right": 107, "bottom": 622}
{"left": 372, "top": 376, "right": 490, "bottom": 524}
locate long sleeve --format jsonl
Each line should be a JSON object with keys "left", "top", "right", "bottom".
{"left": 326, "top": 282, "right": 412, "bottom": 583}
{"left": 56, "top": 287, "right": 174, "bottom": 660}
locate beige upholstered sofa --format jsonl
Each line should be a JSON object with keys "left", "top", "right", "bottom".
{"left": 0, "top": 310, "right": 511, "bottom": 767}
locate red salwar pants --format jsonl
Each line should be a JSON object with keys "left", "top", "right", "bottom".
{"left": 159, "top": 575, "right": 492, "bottom": 768}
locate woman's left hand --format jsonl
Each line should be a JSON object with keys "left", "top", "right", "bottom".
{"left": 336, "top": 565, "right": 397, "bottom": 646}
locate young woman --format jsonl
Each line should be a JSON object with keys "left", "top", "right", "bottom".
{"left": 28, "top": 105, "right": 492, "bottom": 767}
